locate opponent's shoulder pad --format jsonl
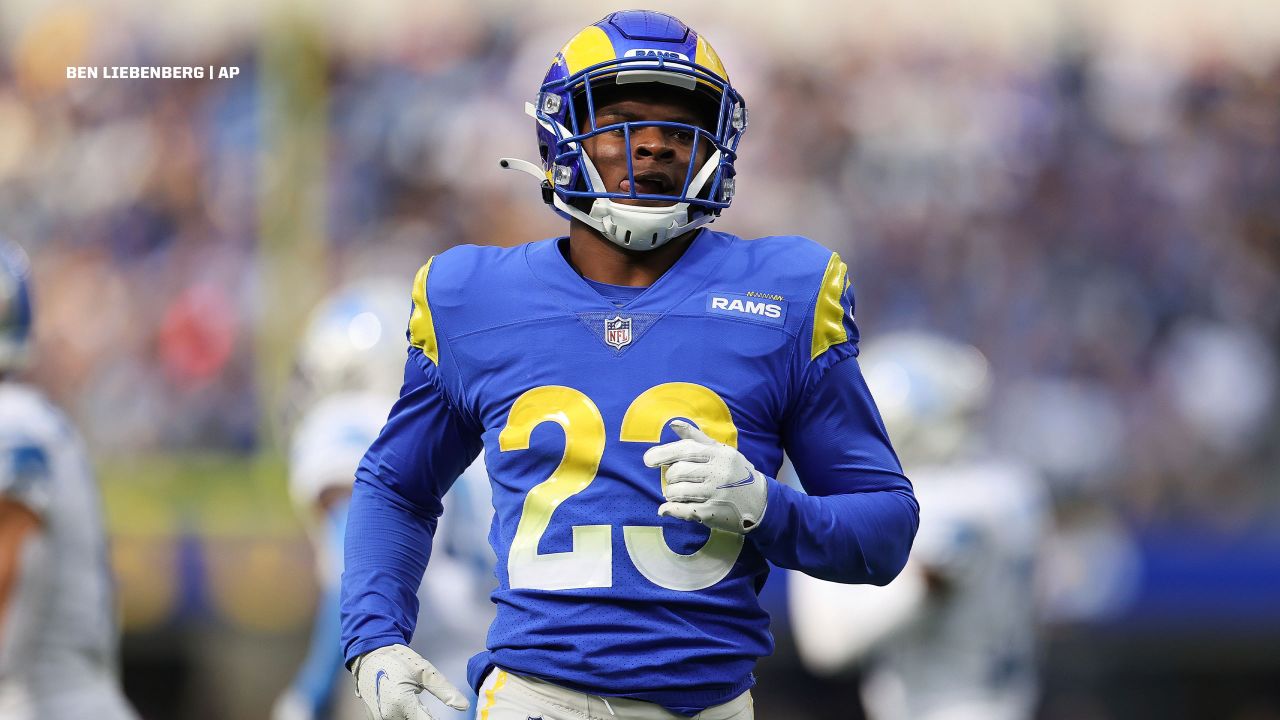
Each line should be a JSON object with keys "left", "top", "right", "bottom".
{"left": 0, "top": 384, "right": 71, "bottom": 443}
{"left": 288, "top": 391, "right": 393, "bottom": 509}
{"left": 0, "top": 384, "right": 68, "bottom": 515}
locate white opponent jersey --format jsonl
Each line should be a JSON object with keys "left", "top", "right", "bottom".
{"left": 790, "top": 459, "right": 1048, "bottom": 720}
{"left": 289, "top": 392, "right": 495, "bottom": 717}
{"left": 289, "top": 391, "right": 399, "bottom": 584}
{"left": 0, "top": 382, "right": 135, "bottom": 719}
{"left": 863, "top": 461, "right": 1048, "bottom": 720}
{"left": 409, "top": 455, "right": 496, "bottom": 718}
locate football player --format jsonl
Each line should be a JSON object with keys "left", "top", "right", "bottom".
{"left": 789, "top": 332, "right": 1049, "bottom": 720}
{"left": 341, "top": 10, "right": 919, "bottom": 720}
{"left": 0, "top": 242, "right": 139, "bottom": 720}
{"left": 274, "top": 281, "right": 494, "bottom": 720}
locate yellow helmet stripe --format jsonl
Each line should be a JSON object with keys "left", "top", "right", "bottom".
{"left": 559, "top": 26, "right": 617, "bottom": 76}
{"left": 408, "top": 257, "right": 439, "bottom": 365}
{"left": 694, "top": 35, "right": 728, "bottom": 81}
{"left": 811, "top": 252, "right": 849, "bottom": 361}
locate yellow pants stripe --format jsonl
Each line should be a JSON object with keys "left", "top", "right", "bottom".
{"left": 480, "top": 669, "right": 508, "bottom": 720}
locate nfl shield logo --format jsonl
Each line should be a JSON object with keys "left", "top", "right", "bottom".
{"left": 604, "top": 315, "right": 633, "bottom": 349}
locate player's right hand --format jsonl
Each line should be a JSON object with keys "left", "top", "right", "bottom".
{"left": 644, "top": 420, "right": 769, "bottom": 534}
{"left": 351, "top": 644, "right": 470, "bottom": 720}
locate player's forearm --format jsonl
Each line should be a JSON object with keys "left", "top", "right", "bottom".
{"left": 0, "top": 540, "right": 17, "bottom": 652}
{"left": 0, "top": 501, "right": 42, "bottom": 668}
{"left": 751, "top": 478, "right": 918, "bottom": 585}
{"left": 339, "top": 476, "right": 436, "bottom": 665}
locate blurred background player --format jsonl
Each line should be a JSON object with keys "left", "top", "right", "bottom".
{"left": 273, "top": 279, "right": 494, "bottom": 720}
{"left": 0, "top": 241, "right": 139, "bottom": 719}
{"left": 789, "top": 331, "right": 1050, "bottom": 720}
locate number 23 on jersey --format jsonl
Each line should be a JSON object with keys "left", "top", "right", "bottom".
{"left": 499, "top": 382, "right": 744, "bottom": 593}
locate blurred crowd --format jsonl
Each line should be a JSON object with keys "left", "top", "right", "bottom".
{"left": 1, "top": 6, "right": 1277, "bottom": 533}
{"left": 0, "top": 4, "right": 1277, "bottom": 718}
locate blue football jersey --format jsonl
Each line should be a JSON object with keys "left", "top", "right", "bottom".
{"left": 341, "top": 229, "right": 918, "bottom": 715}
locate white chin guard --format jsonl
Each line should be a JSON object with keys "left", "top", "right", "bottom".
{"left": 499, "top": 103, "right": 722, "bottom": 252}
{"left": 564, "top": 145, "right": 721, "bottom": 251}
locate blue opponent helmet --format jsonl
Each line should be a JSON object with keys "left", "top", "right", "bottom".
{"left": 0, "top": 241, "right": 33, "bottom": 373}
{"left": 500, "top": 10, "right": 747, "bottom": 251}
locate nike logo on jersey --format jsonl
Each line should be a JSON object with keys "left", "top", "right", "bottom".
{"left": 716, "top": 473, "right": 755, "bottom": 490}
{"left": 706, "top": 292, "right": 787, "bottom": 326}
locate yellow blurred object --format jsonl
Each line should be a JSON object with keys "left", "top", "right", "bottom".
{"left": 0, "top": 94, "right": 36, "bottom": 181}
{"left": 206, "top": 536, "right": 317, "bottom": 633}
{"left": 112, "top": 535, "right": 180, "bottom": 632}
{"left": 12, "top": 5, "right": 96, "bottom": 96}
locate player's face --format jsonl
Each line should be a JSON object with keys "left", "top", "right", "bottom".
{"left": 582, "top": 89, "right": 714, "bottom": 208}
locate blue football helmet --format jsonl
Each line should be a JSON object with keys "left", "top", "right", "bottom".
{"left": 0, "top": 241, "right": 33, "bottom": 373}
{"left": 500, "top": 10, "right": 747, "bottom": 251}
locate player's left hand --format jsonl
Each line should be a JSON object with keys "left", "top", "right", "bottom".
{"left": 643, "top": 420, "right": 769, "bottom": 534}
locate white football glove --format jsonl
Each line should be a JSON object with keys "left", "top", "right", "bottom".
{"left": 351, "top": 644, "right": 469, "bottom": 720}
{"left": 643, "top": 420, "right": 769, "bottom": 534}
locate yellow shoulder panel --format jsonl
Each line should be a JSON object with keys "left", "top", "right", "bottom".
{"left": 811, "top": 252, "right": 849, "bottom": 361}
{"left": 560, "top": 26, "right": 616, "bottom": 76}
{"left": 408, "top": 258, "right": 439, "bottom": 365}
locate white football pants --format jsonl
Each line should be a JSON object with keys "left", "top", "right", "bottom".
{"left": 474, "top": 668, "right": 753, "bottom": 720}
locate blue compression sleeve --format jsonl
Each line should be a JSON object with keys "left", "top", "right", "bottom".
{"left": 340, "top": 349, "right": 483, "bottom": 665}
{"left": 753, "top": 355, "right": 919, "bottom": 585}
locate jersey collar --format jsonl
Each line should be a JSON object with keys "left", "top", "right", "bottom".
{"left": 524, "top": 229, "right": 732, "bottom": 313}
